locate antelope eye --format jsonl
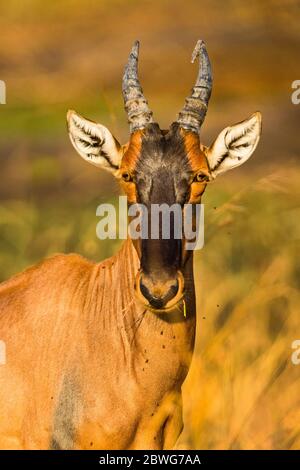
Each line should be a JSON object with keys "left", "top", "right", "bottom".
{"left": 122, "top": 172, "right": 133, "bottom": 182}
{"left": 194, "top": 172, "right": 209, "bottom": 183}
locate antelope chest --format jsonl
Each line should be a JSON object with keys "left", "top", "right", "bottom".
{"left": 73, "top": 379, "right": 183, "bottom": 450}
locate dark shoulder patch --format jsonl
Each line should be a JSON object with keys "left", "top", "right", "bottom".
{"left": 49, "top": 372, "right": 82, "bottom": 450}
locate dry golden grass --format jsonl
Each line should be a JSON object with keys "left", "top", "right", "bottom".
{"left": 180, "top": 166, "right": 300, "bottom": 449}
{"left": 2, "top": 165, "right": 298, "bottom": 450}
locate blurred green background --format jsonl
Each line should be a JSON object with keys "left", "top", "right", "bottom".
{"left": 0, "top": 0, "right": 300, "bottom": 449}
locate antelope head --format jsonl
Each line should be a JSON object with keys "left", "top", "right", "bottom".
{"left": 67, "top": 40, "right": 262, "bottom": 312}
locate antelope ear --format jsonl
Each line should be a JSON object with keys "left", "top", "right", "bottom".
{"left": 67, "top": 110, "right": 122, "bottom": 174}
{"left": 206, "top": 112, "right": 262, "bottom": 178}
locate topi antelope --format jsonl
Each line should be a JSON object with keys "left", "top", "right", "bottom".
{"left": 0, "top": 40, "right": 261, "bottom": 450}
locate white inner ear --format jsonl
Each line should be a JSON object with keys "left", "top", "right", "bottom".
{"left": 206, "top": 112, "right": 262, "bottom": 177}
{"left": 67, "top": 110, "right": 122, "bottom": 173}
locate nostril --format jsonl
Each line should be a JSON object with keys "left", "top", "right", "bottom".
{"left": 139, "top": 280, "right": 161, "bottom": 306}
{"left": 139, "top": 280, "right": 152, "bottom": 302}
{"left": 161, "top": 279, "right": 179, "bottom": 305}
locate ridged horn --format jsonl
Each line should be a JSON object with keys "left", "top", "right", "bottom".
{"left": 122, "top": 41, "right": 153, "bottom": 133}
{"left": 177, "top": 40, "right": 212, "bottom": 133}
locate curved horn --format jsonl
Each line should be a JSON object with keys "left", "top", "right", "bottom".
{"left": 177, "top": 40, "right": 212, "bottom": 133}
{"left": 122, "top": 41, "right": 153, "bottom": 133}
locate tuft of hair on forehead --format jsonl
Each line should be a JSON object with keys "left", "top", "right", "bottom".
{"left": 121, "top": 123, "right": 166, "bottom": 173}
{"left": 137, "top": 122, "right": 207, "bottom": 171}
